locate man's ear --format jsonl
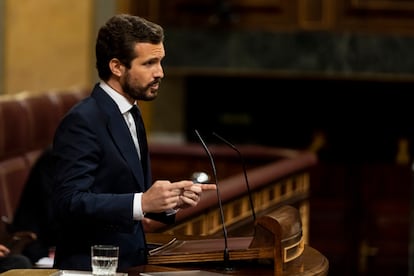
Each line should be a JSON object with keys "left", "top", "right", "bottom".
{"left": 109, "top": 58, "right": 124, "bottom": 77}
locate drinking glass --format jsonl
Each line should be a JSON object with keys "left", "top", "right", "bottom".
{"left": 91, "top": 245, "right": 119, "bottom": 276}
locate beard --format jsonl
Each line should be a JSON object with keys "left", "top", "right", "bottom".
{"left": 121, "top": 71, "right": 160, "bottom": 101}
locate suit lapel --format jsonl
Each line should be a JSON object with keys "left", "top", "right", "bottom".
{"left": 91, "top": 85, "right": 146, "bottom": 190}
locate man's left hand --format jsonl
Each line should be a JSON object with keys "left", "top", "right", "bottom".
{"left": 177, "top": 183, "right": 216, "bottom": 209}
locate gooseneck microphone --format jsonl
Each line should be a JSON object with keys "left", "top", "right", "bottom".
{"left": 194, "top": 129, "right": 231, "bottom": 271}
{"left": 212, "top": 132, "right": 256, "bottom": 222}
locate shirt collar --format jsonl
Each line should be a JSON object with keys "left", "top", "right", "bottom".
{"left": 99, "top": 81, "right": 135, "bottom": 114}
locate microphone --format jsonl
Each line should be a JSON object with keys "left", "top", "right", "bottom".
{"left": 212, "top": 132, "right": 256, "bottom": 223}
{"left": 194, "top": 129, "right": 232, "bottom": 271}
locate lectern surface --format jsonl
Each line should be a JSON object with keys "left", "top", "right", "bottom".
{"left": 140, "top": 270, "right": 227, "bottom": 276}
{"left": 130, "top": 246, "right": 329, "bottom": 276}
{"left": 0, "top": 270, "right": 128, "bottom": 276}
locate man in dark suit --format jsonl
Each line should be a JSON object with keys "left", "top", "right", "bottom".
{"left": 51, "top": 14, "right": 216, "bottom": 272}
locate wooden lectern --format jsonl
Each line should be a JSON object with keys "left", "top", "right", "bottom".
{"left": 0, "top": 206, "right": 328, "bottom": 276}
{"left": 146, "top": 205, "right": 328, "bottom": 276}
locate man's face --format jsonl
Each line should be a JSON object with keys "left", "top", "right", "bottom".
{"left": 121, "top": 42, "right": 165, "bottom": 101}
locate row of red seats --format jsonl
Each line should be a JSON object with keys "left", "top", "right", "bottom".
{"left": 0, "top": 88, "right": 88, "bottom": 223}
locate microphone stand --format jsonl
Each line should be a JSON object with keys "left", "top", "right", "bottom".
{"left": 195, "top": 129, "right": 232, "bottom": 271}
{"left": 212, "top": 132, "right": 257, "bottom": 223}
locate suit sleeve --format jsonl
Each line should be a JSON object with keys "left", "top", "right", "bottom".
{"left": 52, "top": 110, "right": 135, "bottom": 227}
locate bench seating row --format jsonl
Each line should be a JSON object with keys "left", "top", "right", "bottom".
{"left": 0, "top": 88, "right": 88, "bottom": 224}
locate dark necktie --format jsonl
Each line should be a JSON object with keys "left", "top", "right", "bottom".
{"left": 129, "top": 105, "right": 148, "bottom": 172}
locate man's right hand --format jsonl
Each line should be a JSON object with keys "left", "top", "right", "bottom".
{"left": 141, "top": 180, "right": 194, "bottom": 213}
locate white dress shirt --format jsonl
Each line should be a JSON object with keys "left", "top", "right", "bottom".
{"left": 99, "top": 81, "right": 145, "bottom": 221}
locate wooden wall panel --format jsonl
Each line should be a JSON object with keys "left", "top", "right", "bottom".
{"left": 350, "top": 0, "right": 414, "bottom": 11}
{"left": 335, "top": 0, "right": 414, "bottom": 34}
{"left": 135, "top": 0, "right": 299, "bottom": 31}
{"left": 133, "top": 0, "right": 414, "bottom": 35}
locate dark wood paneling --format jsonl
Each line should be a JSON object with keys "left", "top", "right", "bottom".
{"left": 131, "top": 0, "right": 414, "bottom": 35}
{"left": 309, "top": 163, "right": 411, "bottom": 275}
{"left": 335, "top": 0, "right": 414, "bottom": 34}
{"left": 153, "top": 0, "right": 298, "bottom": 31}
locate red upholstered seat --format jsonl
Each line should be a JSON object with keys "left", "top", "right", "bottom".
{"left": 0, "top": 89, "right": 88, "bottom": 221}
{"left": 18, "top": 92, "right": 61, "bottom": 151}
{"left": 0, "top": 96, "right": 30, "bottom": 160}
{"left": 47, "top": 88, "right": 88, "bottom": 119}
{"left": 0, "top": 89, "right": 88, "bottom": 255}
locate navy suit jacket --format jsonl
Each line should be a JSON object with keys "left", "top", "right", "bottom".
{"left": 52, "top": 83, "right": 173, "bottom": 271}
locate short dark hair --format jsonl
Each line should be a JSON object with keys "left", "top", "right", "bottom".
{"left": 95, "top": 14, "right": 164, "bottom": 81}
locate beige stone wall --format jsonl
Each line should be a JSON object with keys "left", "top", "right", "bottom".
{"left": 1, "top": 0, "right": 169, "bottom": 137}
{"left": 4, "top": 0, "right": 93, "bottom": 94}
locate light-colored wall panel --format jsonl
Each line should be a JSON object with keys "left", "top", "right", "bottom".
{"left": 4, "top": 0, "right": 93, "bottom": 94}
{"left": 1, "top": 0, "right": 157, "bottom": 135}
{"left": 0, "top": 0, "right": 5, "bottom": 94}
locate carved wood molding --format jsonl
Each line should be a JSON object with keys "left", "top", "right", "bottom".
{"left": 298, "top": 0, "right": 335, "bottom": 30}
{"left": 163, "top": 172, "right": 310, "bottom": 244}
{"left": 350, "top": 0, "right": 414, "bottom": 11}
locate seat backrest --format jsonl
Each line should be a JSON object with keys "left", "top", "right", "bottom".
{"left": 47, "top": 88, "right": 88, "bottom": 119}
{"left": 0, "top": 96, "right": 30, "bottom": 160}
{"left": 18, "top": 92, "right": 61, "bottom": 151}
